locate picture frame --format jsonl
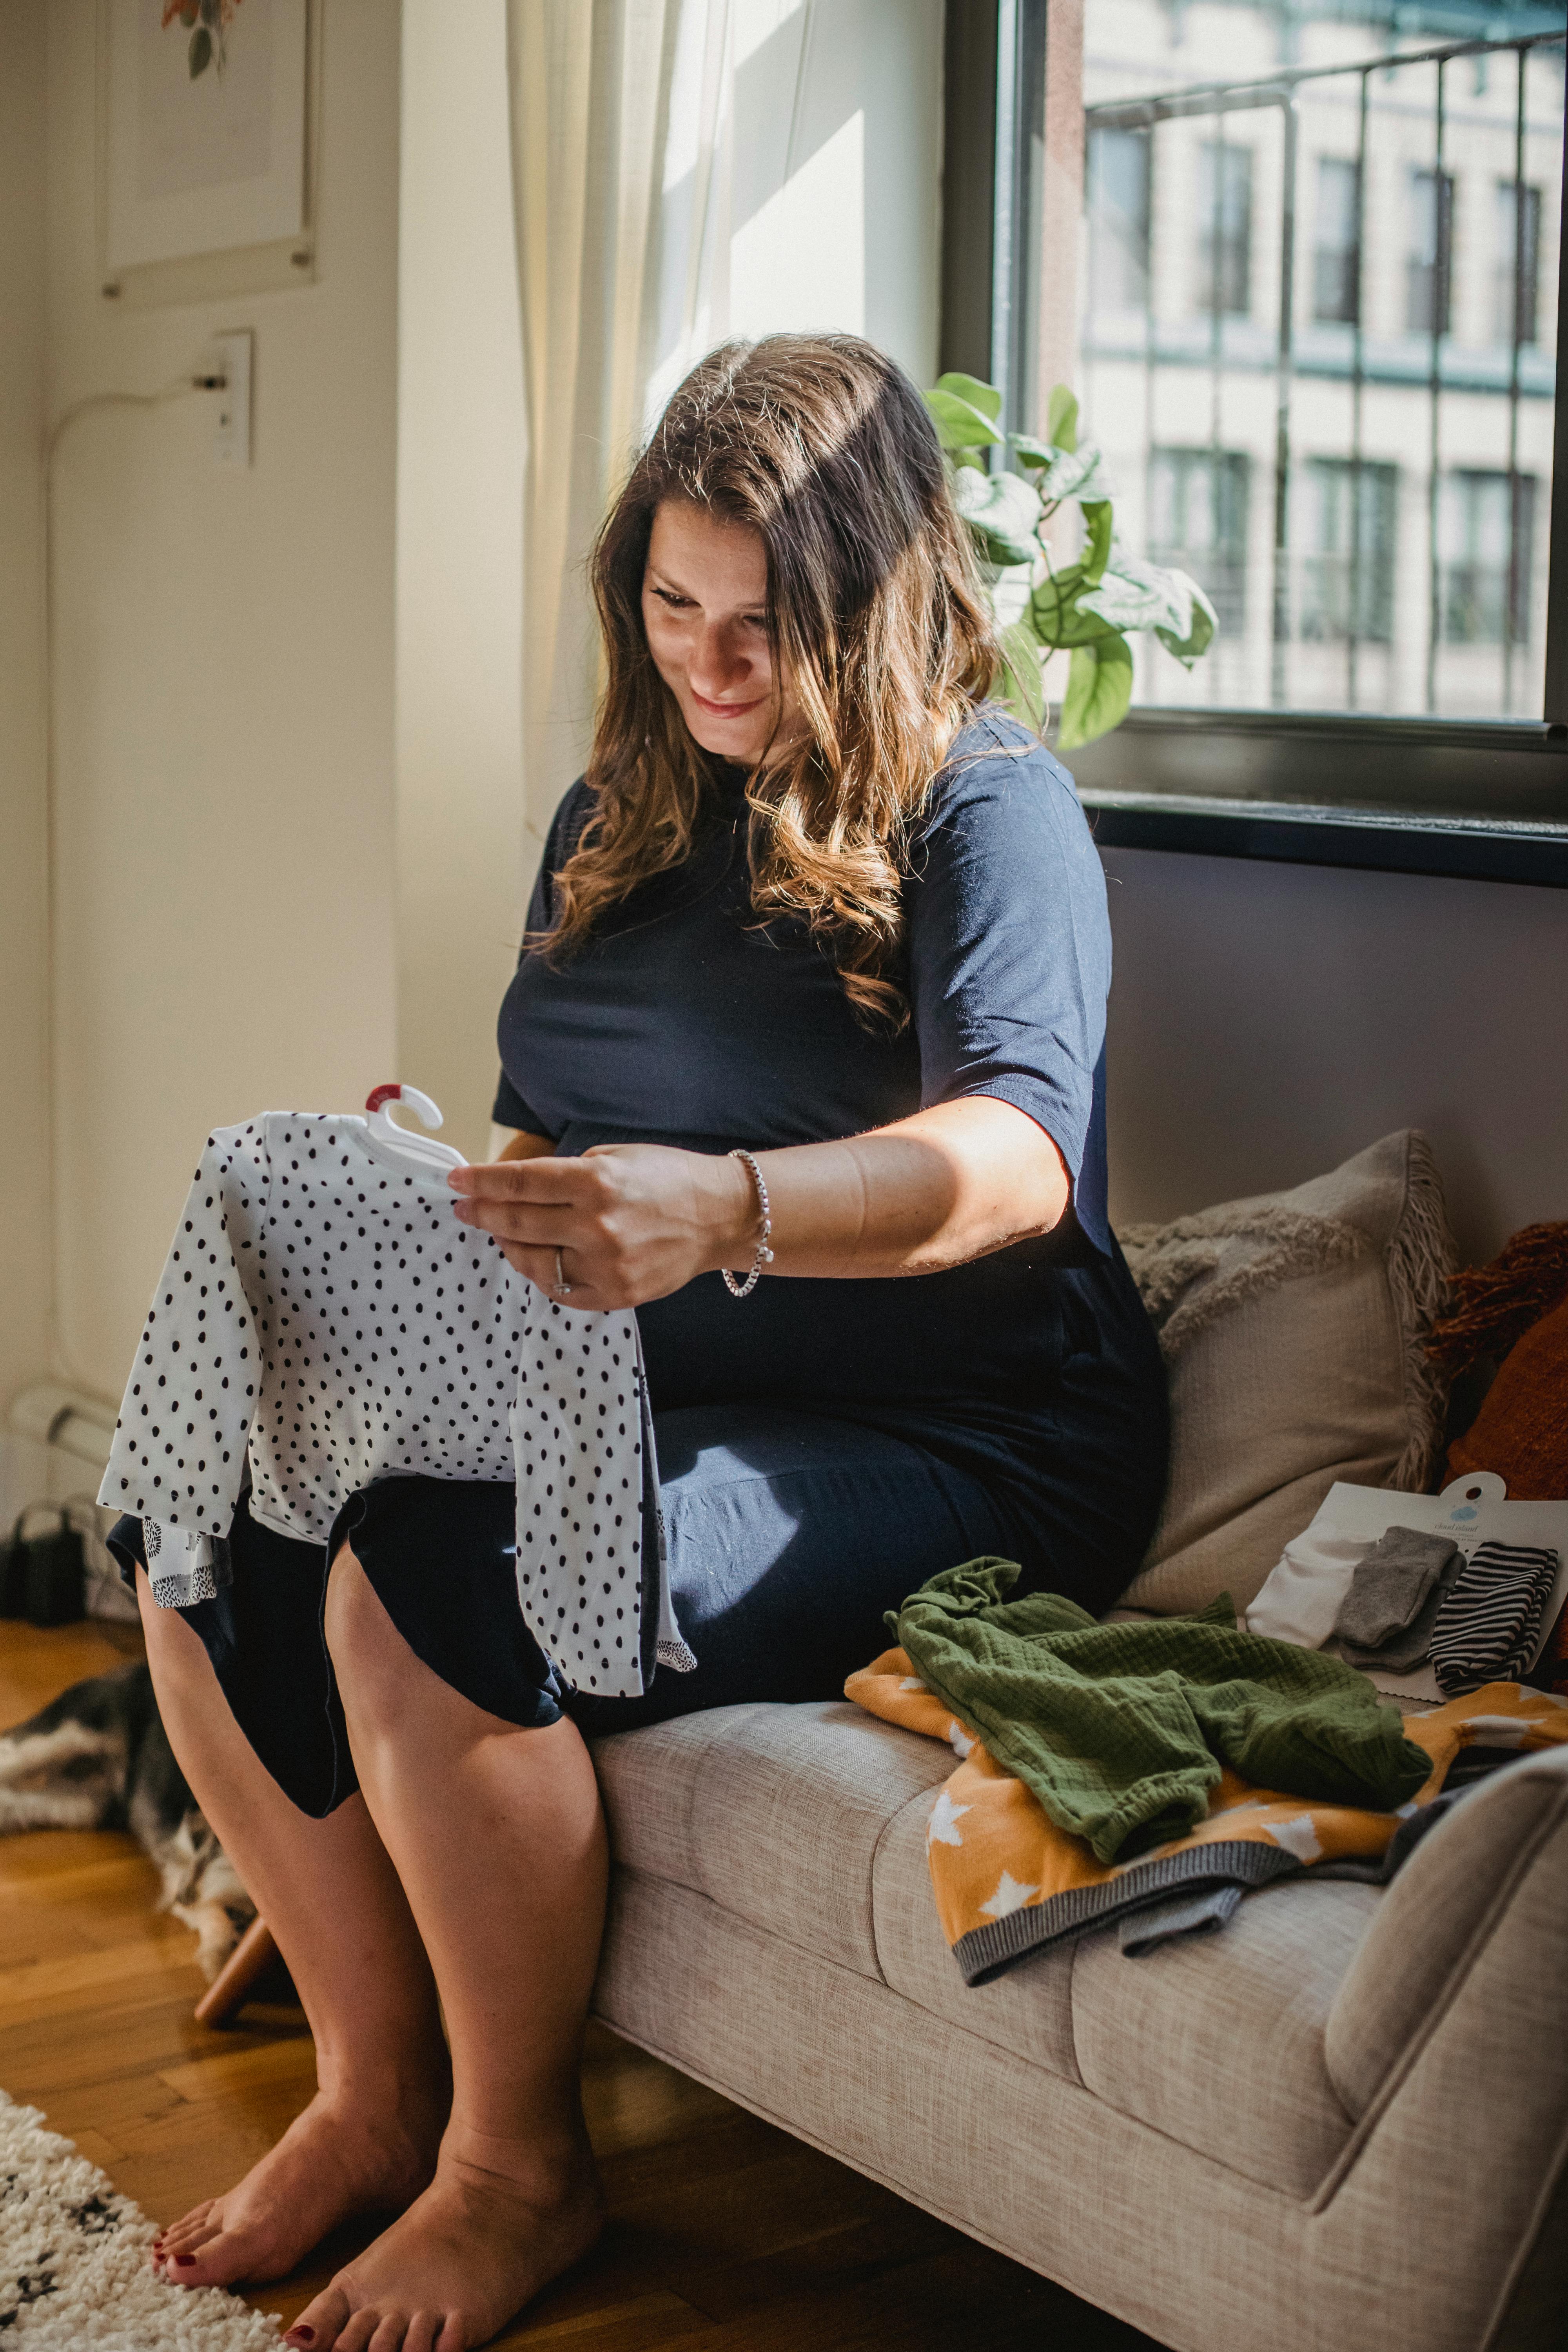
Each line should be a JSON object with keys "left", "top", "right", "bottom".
{"left": 99, "top": 0, "right": 317, "bottom": 306}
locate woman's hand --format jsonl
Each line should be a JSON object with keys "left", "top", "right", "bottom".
{"left": 448, "top": 1144, "right": 757, "bottom": 1310}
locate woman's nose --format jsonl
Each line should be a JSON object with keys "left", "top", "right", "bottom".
{"left": 688, "top": 622, "right": 755, "bottom": 699}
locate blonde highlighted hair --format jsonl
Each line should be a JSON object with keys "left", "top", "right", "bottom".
{"left": 540, "top": 334, "right": 999, "bottom": 1027}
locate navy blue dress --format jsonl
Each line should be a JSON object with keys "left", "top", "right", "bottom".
{"left": 111, "top": 710, "right": 1167, "bottom": 1813}
{"left": 495, "top": 708, "right": 1167, "bottom": 1593}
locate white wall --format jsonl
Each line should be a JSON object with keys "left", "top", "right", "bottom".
{"left": 1102, "top": 848, "right": 1568, "bottom": 1262}
{"left": 0, "top": 1, "right": 51, "bottom": 1422}
{"left": 730, "top": 0, "right": 943, "bottom": 386}
{"left": 44, "top": 0, "right": 401, "bottom": 1401}
{"left": 395, "top": 0, "right": 528, "bottom": 1162}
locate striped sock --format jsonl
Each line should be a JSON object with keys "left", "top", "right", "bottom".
{"left": 1429, "top": 1542, "right": 1560, "bottom": 1697}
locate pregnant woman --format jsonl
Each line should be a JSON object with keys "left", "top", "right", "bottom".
{"left": 119, "top": 334, "right": 1168, "bottom": 2351}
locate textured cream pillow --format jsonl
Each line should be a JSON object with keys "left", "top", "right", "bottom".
{"left": 1119, "top": 1131, "right": 1456, "bottom": 1616}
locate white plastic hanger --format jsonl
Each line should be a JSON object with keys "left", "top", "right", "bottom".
{"left": 361, "top": 1084, "right": 468, "bottom": 1177}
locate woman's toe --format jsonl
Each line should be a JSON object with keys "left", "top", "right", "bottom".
{"left": 285, "top": 2283, "right": 352, "bottom": 2348}
{"left": 158, "top": 2200, "right": 218, "bottom": 2250}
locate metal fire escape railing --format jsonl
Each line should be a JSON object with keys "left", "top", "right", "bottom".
{"left": 1085, "top": 29, "right": 1567, "bottom": 716}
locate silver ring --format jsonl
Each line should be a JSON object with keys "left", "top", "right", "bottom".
{"left": 554, "top": 1247, "right": 573, "bottom": 1297}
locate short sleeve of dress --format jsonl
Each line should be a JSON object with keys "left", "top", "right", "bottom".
{"left": 907, "top": 717, "right": 1111, "bottom": 1245}
{"left": 492, "top": 788, "right": 588, "bottom": 1134}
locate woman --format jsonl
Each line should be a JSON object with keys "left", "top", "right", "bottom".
{"left": 120, "top": 334, "right": 1167, "bottom": 2352}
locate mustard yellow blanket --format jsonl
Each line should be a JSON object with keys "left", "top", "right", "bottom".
{"left": 845, "top": 1654, "right": 1568, "bottom": 1985}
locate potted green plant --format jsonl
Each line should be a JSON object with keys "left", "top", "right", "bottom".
{"left": 924, "top": 373, "right": 1216, "bottom": 749}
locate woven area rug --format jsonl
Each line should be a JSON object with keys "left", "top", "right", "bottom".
{"left": 0, "top": 2089, "right": 279, "bottom": 2348}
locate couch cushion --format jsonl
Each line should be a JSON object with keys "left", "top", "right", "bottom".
{"left": 870, "top": 1781, "right": 1081, "bottom": 2083}
{"left": 591, "top": 1699, "right": 951, "bottom": 1981}
{"left": 1121, "top": 1130, "right": 1456, "bottom": 1616}
{"left": 1069, "top": 1877, "right": 1381, "bottom": 2197}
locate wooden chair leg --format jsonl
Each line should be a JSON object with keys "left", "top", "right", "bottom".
{"left": 194, "top": 1915, "right": 281, "bottom": 2028}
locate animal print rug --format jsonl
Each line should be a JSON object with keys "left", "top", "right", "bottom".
{"left": 0, "top": 2089, "right": 278, "bottom": 2347}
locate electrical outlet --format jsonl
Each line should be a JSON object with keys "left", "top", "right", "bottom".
{"left": 209, "top": 330, "right": 252, "bottom": 466}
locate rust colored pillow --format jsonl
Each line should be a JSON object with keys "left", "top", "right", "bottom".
{"left": 1448, "top": 1292, "right": 1568, "bottom": 1500}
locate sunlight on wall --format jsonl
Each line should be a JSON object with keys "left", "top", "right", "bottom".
{"left": 732, "top": 111, "right": 867, "bottom": 341}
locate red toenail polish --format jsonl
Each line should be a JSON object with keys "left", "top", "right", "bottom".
{"left": 173, "top": 2254, "right": 196, "bottom": 2267}
{"left": 285, "top": 2330, "right": 315, "bottom": 2346}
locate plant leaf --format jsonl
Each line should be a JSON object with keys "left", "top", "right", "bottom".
{"left": 1077, "top": 542, "right": 1195, "bottom": 637}
{"left": 1058, "top": 633, "right": 1133, "bottom": 750}
{"left": 933, "top": 372, "right": 1004, "bottom": 423}
{"left": 1009, "top": 434, "right": 1057, "bottom": 471}
{"left": 1154, "top": 572, "right": 1219, "bottom": 666}
{"left": 994, "top": 620, "right": 1047, "bottom": 731}
{"left": 1029, "top": 564, "right": 1122, "bottom": 649}
{"left": 1080, "top": 499, "right": 1113, "bottom": 586}
{"left": 1034, "top": 443, "right": 1115, "bottom": 503}
{"left": 924, "top": 388, "right": 1004, "bottom": 454}
{"left": 1045, "top": 384, "right": 1079, "bottom": 454}
{"left": 950, "top": 465, "right": 1043, "bottom": 564}
{"left": 189, "top": 24, "right": 212, "bottom": 73}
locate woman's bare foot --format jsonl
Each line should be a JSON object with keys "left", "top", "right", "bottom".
{"left": 151, "top": 2077, "right": 447, "bottom": 2290}
{"left": 279, "top": 2126, "right": 605, "bottom": 2351}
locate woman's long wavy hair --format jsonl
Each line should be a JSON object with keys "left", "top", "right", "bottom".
{"left": 540, "top": 334, "right": 999, "bottom": 1028}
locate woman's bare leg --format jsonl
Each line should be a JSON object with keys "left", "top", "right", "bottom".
{"left": 281, "top": 1548, "right": 608, "bottom": 2352}
{"left": 136, "top": 1569, "right": 450, "bottom": 2284}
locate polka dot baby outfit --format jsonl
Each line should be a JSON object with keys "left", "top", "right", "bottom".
{"left": 98, "top": 1114, "right": 695, "bottom": 1699}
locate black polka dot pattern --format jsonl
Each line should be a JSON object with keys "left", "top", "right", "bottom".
{"left": 98, "top": 1114, "right": 679, "bottom": 1700}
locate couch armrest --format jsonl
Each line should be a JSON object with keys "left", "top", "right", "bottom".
{"left": 1326, "top": 1746, "right": 1568, "bottom": 2122}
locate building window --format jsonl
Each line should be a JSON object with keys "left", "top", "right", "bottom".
{"left": 1196, "top": 142, "right": 1252, "bottom": 317}
{"left": 1441, "top": 471, "right": 1535, "bottom": 644}
{"left": 1494, "top": 180, "right": 1542, "bottom": 348}
{"left": 1086, "top": 126, "right": 1151, "bottom": 313}
{"left": 1312, "top": 156, "right": 1360, "bottom": 325}
{"left": 1148, "top": 448, "right": 1250, "bottom": 633}
{"left": 1299, "top": 459, "right": 1396, "bottom": 642}
{"left": 1407, "top": 167, "right": 1454, "bottom": 337}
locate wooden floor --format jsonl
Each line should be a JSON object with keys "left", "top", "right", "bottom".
{"left": 1, "top": 1619, "right": 1161, "bottom": 2351}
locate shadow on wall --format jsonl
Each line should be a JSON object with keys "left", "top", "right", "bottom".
{"left": 1100, "top": 846, "right": 1568, "bottom": 1262}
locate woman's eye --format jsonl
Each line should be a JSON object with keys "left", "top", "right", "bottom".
{"left": 652, "top": 588, "right": 693, "bottom": 610}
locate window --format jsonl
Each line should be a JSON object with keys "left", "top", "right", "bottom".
{"left": 1299, "top": 460, "right": 1396, "bottom": 643}
{"left": 1148, "top": 449, "right": 1250, "bottom": 635}
{"left": 1087, "top": 126, "right": 1150, "bottom": 314}
{"left": 1494, "top": 180, "right": 1543, "bottom": 348}
{"left": 1312, "top": 156, "right": 1360, "bottom": 325}
{"left": 1442, "top": 471, "right": 1536, "bottom": 647}
{"left": 1197, "top": 141, "right": 1252, "bottom": 316}
{"left": 1407, "top": 166, "right": 1454, "bottom": 338}
{"left": 958, "top": 3, "right": 1568, "bottom": 866}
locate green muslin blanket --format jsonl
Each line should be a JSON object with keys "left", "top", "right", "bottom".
{"left": 892, "top": 1561, "right": 1432, "bottom": 1865}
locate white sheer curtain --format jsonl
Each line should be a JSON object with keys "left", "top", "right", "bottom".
{"left": 505, "top": 0, "right": 734, "bottom": 841}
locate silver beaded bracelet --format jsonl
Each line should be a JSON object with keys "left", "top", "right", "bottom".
{"left": 722, "top": 1149, "right": 775, "bottom": 1298}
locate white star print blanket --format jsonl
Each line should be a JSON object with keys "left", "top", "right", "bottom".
{"left": 98, "top": 1114, "right": 694, "bottom": 1700}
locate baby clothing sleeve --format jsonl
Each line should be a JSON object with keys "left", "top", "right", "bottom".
{"left": 98, "top": 1123, "right": 273, "bottom": 1607}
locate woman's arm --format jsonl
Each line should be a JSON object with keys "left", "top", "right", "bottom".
{"left": 449, "top": 1097, "right": 1069, "bottom": 1310}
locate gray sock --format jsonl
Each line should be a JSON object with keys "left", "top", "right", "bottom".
{"left": 1332, "top": 1527, "right": 1462, "bottom": 1651}
{"left": 1332, "top": 1537, "right": 1466, "bottom": 1673}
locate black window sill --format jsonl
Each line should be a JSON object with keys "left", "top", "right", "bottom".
{"left": 1063, "top": 709, "right": 1568, "bottom": 886}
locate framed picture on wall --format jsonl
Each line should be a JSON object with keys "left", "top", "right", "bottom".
{"left": 101, "top": 0, "right": 313, "bottom": 296}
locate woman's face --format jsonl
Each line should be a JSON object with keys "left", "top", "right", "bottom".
{"left": 641, "top": 499, "right": 801, "bottom": 766}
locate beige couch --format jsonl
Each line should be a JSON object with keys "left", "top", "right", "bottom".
{"left": 585, "top": 1136, "right": 1567, "bottom": 2350}
{"left": 590, "top": 1699, "right": 1568, "bottom": 2352}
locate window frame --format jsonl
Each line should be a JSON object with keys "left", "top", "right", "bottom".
{"left": 940, "top": 0, "right": 1568, "bottom": 886}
